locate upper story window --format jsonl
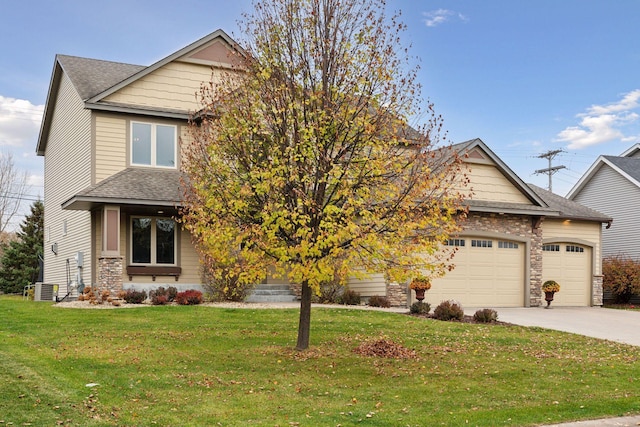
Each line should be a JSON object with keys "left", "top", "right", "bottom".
{"left": 131, "top": 122, "right": 176, "bottom": 168}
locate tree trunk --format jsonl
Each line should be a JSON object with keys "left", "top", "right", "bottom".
{"left": 296, "top": 280, "right": 312, "bottom": 350}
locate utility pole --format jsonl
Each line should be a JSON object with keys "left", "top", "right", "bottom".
{"left": 534, "top": 149, "right": 566, "bottom": 192}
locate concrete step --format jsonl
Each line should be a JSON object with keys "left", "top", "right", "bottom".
{"left": 246, "top": 294, "right": 298, "bottom": 303}
{"left": 251, "top": 289, "right": 296, "bottom": 296}
{"left": 247, "top": 283, "right": 298, "bottom": 303}
{"left": 253, "top": 284, "right": 292, "bottom": 291}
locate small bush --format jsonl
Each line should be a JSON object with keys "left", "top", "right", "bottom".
{"left": 152, "top": 294, "right": 169, "bottom": 305}
{"left": 433, "top": 300, "right": 464, "bottom": 321}
{"left": 410, "top": 301, "right": 431, "bottom": 315}
{"left": 367, "top": 295, "right": 391, "bottom": 308}
{"left": 473, "top": 308, "right": 498, "bottom": 323}
{"left": 123, "top": 289, "right": 147, "bottom": 304}
{"left": 175, "top": 289, "right": 203, "bottom": 305}
{"left": 201, "top": 265, "right": 255, "bottom": 302}
{"left": 166, "top": 286, "right": 178, "bottom": 302}
{"left": 340, "top": 289, "right": 361, "bottom": 305}
{"left": 149, "top": 286, "right": 175, "bottom": 305}
{"left": 603, "top": 255, "right": 640, "bottom": 304}
{"left": 312, "top": 280, "right": 344, "bottom": 304}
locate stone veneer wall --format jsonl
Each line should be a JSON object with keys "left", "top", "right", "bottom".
{"left": 386, "top": 282, "right": 408, "bottom": 307}
{"left": 456, "top": 212, "right": 544, "bottom": 307}
{"left": 592, "top": 275, "right": 603, "bottom": 306}
{"left": 97, "top": 257, "right": 123, "bottom": 294}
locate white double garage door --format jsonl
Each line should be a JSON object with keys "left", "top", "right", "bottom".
{"left": 424, "top": 237, "right": 592, "bottom": 308}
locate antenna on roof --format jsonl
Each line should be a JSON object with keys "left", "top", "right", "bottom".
{"left": 534, "top": 149, "right": 566, "bottom": 192}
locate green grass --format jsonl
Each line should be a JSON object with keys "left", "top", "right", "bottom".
{"left": 1, "top": 296, "right": 639, "bottom": 426}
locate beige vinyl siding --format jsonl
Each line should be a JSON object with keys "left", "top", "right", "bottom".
{"left": 103, "top": 62, "right": 223, "bottom": 112}
{"left": 178, "top": 228, "right": 202, "bottom": 284}
{"left": 542, "top": 219, "right": 602, "bottom": 275}
{"left": 42, "top": 73, "right": 93, "bottom": 291}
{"left": 468, "top": 163, "right": 531, "bottom": 203}
{"left": 94, "top": 114, "right": 127, "bottom": 182}
{"left": 347, "top": 273, "right": 386, "bottom": 297}
{"left": 572, "top": 165, "right": 640, "bottom": 258}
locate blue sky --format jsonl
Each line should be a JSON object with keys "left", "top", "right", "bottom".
{"left": 2, "top": 0, "right": 640, "bottom": 228}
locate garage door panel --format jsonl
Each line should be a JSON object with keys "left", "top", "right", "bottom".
{"left": 425, "top": 238, "right": 524, "bottom": 308}
{"left": 542, "top": 244, "right": 590, "bottom": 306}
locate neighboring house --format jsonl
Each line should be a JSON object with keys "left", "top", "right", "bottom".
{"left": 567, "top": 144, "right": 640, "bottom": 259}
{"left": 36, "top": 30, "right": 610, "bottom": 308}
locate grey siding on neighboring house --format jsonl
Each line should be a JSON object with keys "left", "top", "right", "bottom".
{"left": 42, "top": 73, "right": 93, "bottom": 291}
{"left": 572, "top": 164, "right": 640, "bottom": 258}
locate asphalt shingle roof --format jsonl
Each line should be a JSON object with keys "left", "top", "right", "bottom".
{"left": 57, "top": 54, "right": 144, "bottom": 100}
{"left": 528, "top": 184, "right": 611, "bottom": 223}
{"left": 603, "top": 155, "right": 640, "bottom": 183}
{"left": 65, "top": 168, "right": 184, "bottom": 209}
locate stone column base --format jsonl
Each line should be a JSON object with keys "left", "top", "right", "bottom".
{"left": 98, "top": 257, "right": 123, "bottom": 295}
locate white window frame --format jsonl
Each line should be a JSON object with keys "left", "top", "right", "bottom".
{"left": 130, "top": 121, "right": 177, "bottom": 168}
{"left": 130, "top": 216, "right": 177, "bottom": 266}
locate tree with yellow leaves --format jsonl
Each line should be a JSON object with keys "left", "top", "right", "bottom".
{"left": 181, "top": 0, "right": 469, "bottom": 350}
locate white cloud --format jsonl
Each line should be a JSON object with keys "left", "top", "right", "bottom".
{"left": 556, "top": 90, "right": 640, "bottom": 149}
{"left": 422, "top": 9, "right": 468, "bottom": 27}
{"left": 587, "top": 89, "right": 640, "bottom": 115}
{"left": 0, "top": 96, "right": 44, "bottom": 149}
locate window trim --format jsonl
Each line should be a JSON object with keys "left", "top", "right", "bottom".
{"left": 130, "top": 216, "right": 178, "bottom": 266}
{"left": 130, "top": 121, "right": 177, "bottom": 169}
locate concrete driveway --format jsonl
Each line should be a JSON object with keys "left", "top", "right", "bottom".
{"left": 476, "top": 306, "right": 640, "bottom": 347}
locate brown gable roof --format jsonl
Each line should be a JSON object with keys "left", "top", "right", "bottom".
{"left": 62, "top": 168, "right": 183, "bottom": 211}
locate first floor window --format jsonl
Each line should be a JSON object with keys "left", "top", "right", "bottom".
{"left": 131, "top": 217, "right": 176, "bottom": 265}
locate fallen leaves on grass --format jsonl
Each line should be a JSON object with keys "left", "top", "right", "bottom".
{"left": 353, "top": 337, "right": 417, "bottom": 359}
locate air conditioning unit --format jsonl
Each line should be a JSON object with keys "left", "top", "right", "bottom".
{"left": 34, "top": 283, "right": 56, "bottom": 301}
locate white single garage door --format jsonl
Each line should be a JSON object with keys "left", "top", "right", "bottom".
{"left": 423, "top": 237, "right": 525, "bottom": 308}
{"left": 542, "top": 243, "right": 591, "bottom": 306}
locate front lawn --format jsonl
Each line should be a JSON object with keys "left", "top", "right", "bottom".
{"left": 1, "top": 296, "right": 639, "bottom": 426}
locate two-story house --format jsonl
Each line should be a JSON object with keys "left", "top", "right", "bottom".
{"left": 37, "top": 29, "right": 611, "bottom": 308}
{"left": 36, "top": 29, "right": 242, "bottom": 300}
